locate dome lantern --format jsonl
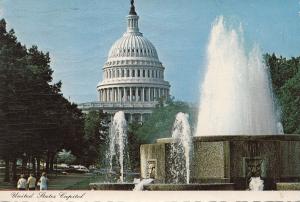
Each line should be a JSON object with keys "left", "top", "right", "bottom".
{"left": 126, "top": 0, "right": 140, "bottom": 34}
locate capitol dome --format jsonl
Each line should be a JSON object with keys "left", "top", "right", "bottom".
{"left": 108, "top": 34, "right": 159, "bottom": 60}
{"left": 96, "top": 0, "right": 170, "bottom": 123}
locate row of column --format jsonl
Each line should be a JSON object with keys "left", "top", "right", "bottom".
{"left": 104, "top": 68, "right": 164, "bottom": 79}
{"left": 99, "top": 87, "right": 169, "bottom": 102}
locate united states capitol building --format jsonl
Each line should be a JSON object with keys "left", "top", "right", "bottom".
{"left": 78, "top": 1, "right": 170, "bottom": 123}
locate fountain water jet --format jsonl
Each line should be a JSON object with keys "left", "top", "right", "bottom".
{"left": 196, "top": 16, "right": 282, "bottom": 136}
{"left": 169, "top": 112, "right": 192, "bottom": 184}
{"left": 249, "top": 177, "right": 264, "bottom": 191}
{"left": 107, "top": 111, "right": 128, "bottom": 183}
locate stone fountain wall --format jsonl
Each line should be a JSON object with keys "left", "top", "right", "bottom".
{"left": 140, "top": 135, "right": 300, "bottom": 190}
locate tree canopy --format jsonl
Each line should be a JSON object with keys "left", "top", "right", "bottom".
{"left": 265, "top": 53, "right": 300, "bottom": 134}
{"left": 135, "top": 100, "right": 196, "bottom": 143}
{"left": 82, "top": 110, "right": 110, "bottom": 167}
{"left": 0, "top": 18, "right": 85, "bottom": 182}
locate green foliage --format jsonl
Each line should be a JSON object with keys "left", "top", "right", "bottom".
{"left": 136, "top": 100, "right": 195, "bottom": 143}
{"left": 127, "top": 123, "right": 143, "bottom": 170}
{"left": 57, "top": 149, "right": 76, "bottom": 164}
{"left": 83, "top": 110, "right": 110, "bottom": 167}
{"left": 0, "top": 18, "right": 86, "bottom": 180}
{"left": 265, "top": 53, "right": 300, "bottom": 134}
{"left": 278, "top": 71, "right": 300, "bottom": 134}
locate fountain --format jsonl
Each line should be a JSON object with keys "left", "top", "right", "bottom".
{"left": 107, "top": 111, "right": 128, "bottom": 183}
{"left": 90, "top": 111, "right": 136, "bottom": 190}
{"left": 140, "top": 16, "right": 300, "bottom": 190}
{"left": 249, "top": 177, "right": 264, "bottom": 191}
{"left": 168, "top": 112, "right": 192, "bottom": 184}
{"left": 196, "top": 16, "right": 281, "bottom": 136}
{"left": 133, "top": 178, "right": 154, "bottom": 191}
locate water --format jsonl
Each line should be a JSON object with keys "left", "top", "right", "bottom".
{"left": 169, "top": 112, "right": 192, "bottom": 184}
{"left": 196, "top": 17, "right": 282, "bottom": 136}
{"left": 107, "top": 111, "right": 128, "bottom": 183}
{"left": 133, "top": 178, "right": 154, "bottom": 191}
{"left": 249, "top": 177, "right": 264, "bottom": 191}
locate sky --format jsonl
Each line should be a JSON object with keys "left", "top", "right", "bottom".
{"left": 1, "top": 0, "right": 300, "bottom": 104}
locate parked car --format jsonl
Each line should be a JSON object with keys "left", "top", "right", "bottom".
{"left": 57, "top": 163, "right": 69, "bottom": 169}
{"left": 67, "top": 165, "right": 89, "bottom": 173}
{"left": 76, "top": 165, "right": 89, "bottom": 173}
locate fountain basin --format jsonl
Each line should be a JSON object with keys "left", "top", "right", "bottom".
{"left": 89, "top": 183, "right": 135, "bottom": 190}
{"left": 276, "top": 182, "right": 300, "bottom": 190}
{"left": 140, "top": 135, "right": 300, "bottom": 190}
{"left": 144, "top": 183, "right": 234, "bottom": 191}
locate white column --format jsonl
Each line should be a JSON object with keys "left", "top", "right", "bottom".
{"left": 110, "top": 88, "right": 113, "bottom": 102}
{"left": 151, "top": 87, "right": 153, "bottom": 101}
{"left": 148, "top": 87, "right": 151, "bottom": 101}
{"left": 118, "top": 87, "right": 120, "bottom": 102}
{"left": 142, "top": 87, "right": 145, "bottom": 102}
{"left": 158, "top": 88, "right": 161, "bottom": 98}
{"left": 113, "top": 88, "right": 116, "bottom": 102}
{"left": 154, "top": 88, "right": 157, "bottom": 100}
{"left": 123, "top": 87, "right": 126, "bottom": 101}
{"left": 130, "top": 87, "right": 132, "bottom": 102}
{"left": 106, "top": 89, "right": 109, "bottom": 101}
{"left": 113, "top": 88, "right": 115, "bottom": 102}
{"left": 135, "top": 87, "right": 138, "bottom": 102}
{"left": 103, "top": 89, "right": 106, "bottom": 102}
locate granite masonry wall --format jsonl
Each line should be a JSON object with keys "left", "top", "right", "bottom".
{"left": 140, "top": 135, "right": 300, "bottom": 190}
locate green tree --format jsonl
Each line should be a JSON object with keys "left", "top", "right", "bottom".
{"left": 83, "top": 110, "right": 110, "bottom": 167}
{"left": 265, "top": 53, "right": 300, "bottom": 134}
{"left": 57, "top": 149, "right": 77, "bottom": 165}
{"left": 136, "top": 100, "right": 195, "bottom": 143}
{"left": 278, "top": 71, "right": 300, "bottom": 134}
{"left": 127, "top": 123, "right": 143, "bottom": 171}
{"left": 0, "top": 18, "right": 86, "bottom": 181}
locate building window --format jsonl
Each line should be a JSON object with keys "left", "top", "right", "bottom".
{"left": 122, "top": 69, "right": 124, "bottom": 77}
{"left": 137, "top": 69, "right": 140, "bottom": 77}
{"left": 143, "top": 70, "right": 145, "bottom": 77}
{"left": 132, "top": 69, "right": 135, "bottom": 77}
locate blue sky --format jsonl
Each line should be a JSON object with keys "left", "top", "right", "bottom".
{"left": 1, "top": 0, "right": 300, "bottom": 103}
